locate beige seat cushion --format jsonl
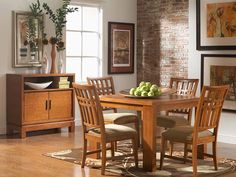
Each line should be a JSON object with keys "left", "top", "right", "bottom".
{"left": 103, "top": 113, "right": 137, "bottom": 124}
{"left": 162, "top": 126, "right": 213, "bottom": 142}
{"left": 89, "top": 124, "right": 137, "bottom": 142}
{"left": 157, "top": 115, "right": 189, "bottom": 128}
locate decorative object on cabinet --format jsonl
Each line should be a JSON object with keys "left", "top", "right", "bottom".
{"left": 27, "top": 0, "right": 78, "bottom": 73}
{"left": 24, "top": 81, "right": 52, "bottom": 90}
{"left": 6, "top": 73, "right": 75, "bottom": 138}
{"left": 201, "top": 54, "right": 236, "bottom": 112}
{"left": 108, "top": 22, "right": 135, "bottom": 74}
{"left": 196, "top": 0, "right": 236, "bottom": 50}
{"left": 12, "top": 11, "right": 44, "bottom": 68}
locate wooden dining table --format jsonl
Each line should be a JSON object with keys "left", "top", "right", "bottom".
{"left": 100, "top": 93, "right": 199, "bottom": 172}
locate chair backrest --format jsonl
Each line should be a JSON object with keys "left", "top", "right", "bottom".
{"left": 170, "top": 78, "right": 199, "bottom": 96}
{"left": 87, "top": 76, "right": 115, "bottom": 95}
{"left": 73, "top": 83, "right": 105, "bottom": 133}
{"left": 168, "top": 78, "right": 199, "bottom": 122}
{"left": 87, "top": 76, "right": 116, "bottom": 112}
{"left": 194, "top": 85, "right": 229, "bottom": 137}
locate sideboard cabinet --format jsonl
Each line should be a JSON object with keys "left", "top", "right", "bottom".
{"left": 6, "top": 73, "right": 75, "bottom": 138}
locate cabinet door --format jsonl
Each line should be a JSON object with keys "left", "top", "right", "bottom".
{"left": 49, "top": 90, "right": 73, "bottom": 120}
{"left": 24, "top": 92, "right": 49, "bottom": 123}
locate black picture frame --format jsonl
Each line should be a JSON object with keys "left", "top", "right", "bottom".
{"left": 201, "top": 54, "right": 236, "bottom": 112}
{"left": 196, "top": 0, "right": 236, "bottom": 50}
{"left": 108, "top": 22, "right": 134, "bottom": 74}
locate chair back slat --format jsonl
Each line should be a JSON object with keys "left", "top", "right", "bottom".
{"left": 194, "top": 85, "right": 229, "bottom": 133}
{"left": 87, "top": 76, "right": 116, "bottom": 112}
{"left": 73, "top": 83, "right": 104, "bottom": 132}
{"left": 168, "top": 78, "right": 199, "bottom": 122}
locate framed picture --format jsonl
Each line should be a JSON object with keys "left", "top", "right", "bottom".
{"left": 108, "top": 22, "right": 134, "bottom": 74}
{"left": 197, "top": 0, "right": 236, "bottom": 50}
{"left": 201, "top": 54, "right": 236, "bottom": 112}
{"left": 12, "top": 11, "right": 43, "bottom": 68}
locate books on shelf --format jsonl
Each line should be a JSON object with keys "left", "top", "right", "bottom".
{"left": 58, "top": 76, "right": 70, "bottom": 88}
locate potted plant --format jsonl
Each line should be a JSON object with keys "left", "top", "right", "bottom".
{"left": 29, "top": 0, "right": 78, "bottom": 73}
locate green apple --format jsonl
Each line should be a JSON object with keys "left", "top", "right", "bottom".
{"left": 141, "top": 91, "right": 148, "bottom": 96}
{"left": 145, "top": 82, "right": 152, "bottom": 90}
{"left": 139, "top": 81, "right": 146, "bottom": 87}
{"left": 140, "top": 85, "right": 149, "bottom": 92}
{"left": 148, "top": 90, "right": 155, "bottom": 96}
{"left": 129, "top": 88, "right": 136, "bottom": 95}
{"left": 134, "top": 89, "right": 141, "bottom": 96}
{"left": 154, "top": 88, "right": 162, "bottom": 96}
{"left": 150, "top": 84, "right": 158, "bottom": 92}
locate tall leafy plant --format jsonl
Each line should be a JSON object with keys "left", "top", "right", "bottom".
{"left": 42, "top": 0, "right": 78, "bottom": 51}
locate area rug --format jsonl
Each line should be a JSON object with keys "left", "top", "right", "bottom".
{"left": 44, "top": 143, "right": 236, "bottom": 177}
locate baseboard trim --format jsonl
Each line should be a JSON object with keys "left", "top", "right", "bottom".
{"left": 218, "top": 134, "right": 236, "bottom": 144}
{"left": 0, "top": 127, "right": 6, "bottom": 135}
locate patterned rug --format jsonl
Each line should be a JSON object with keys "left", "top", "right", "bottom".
{"left": 45, "top": 143, "right": 236, "bottom": 177}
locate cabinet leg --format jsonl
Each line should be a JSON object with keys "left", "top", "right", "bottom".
{"left": 20, "top": 128, "right": 26, "bottom": 138}
{"left": 69, "top": 123, "right": 75, "bottom": 132}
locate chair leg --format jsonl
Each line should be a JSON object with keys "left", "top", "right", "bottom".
{"left": 134, "top": 119, "right": 140, "bottom": 147}
{"left": 212, "top": 141, "right": 218, "bottom": 170}
{"left": 160, "top": 137, "right": 166, "bottom": 170}
{"left": 111, "top": 142, "right": 115, "bottom": 158}
{"left": 184, "top": 143, "right": 188, "bottom": 164}
{"left": 192, "top": 144, "right": 198, "bottom": 177}
{"left": 101, "top": 142, "right": 107, "bottom": 175}
{"left": 81, "top": 139, "right": 87, "bottom": 168}
{"left": 169, "top": 141, "right": 174, "bottom": 156}
{"left": 132, "top": 136, "right": 139, "bottom": 168}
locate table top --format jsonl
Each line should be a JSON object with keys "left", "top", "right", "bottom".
{"left": 100, "top": 93, "right": 199, "bottom": 106}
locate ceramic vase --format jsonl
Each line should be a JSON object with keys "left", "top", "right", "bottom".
{"left": 50, "top": 44, "right": 56, "bottom": 73}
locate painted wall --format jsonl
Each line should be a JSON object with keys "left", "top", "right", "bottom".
{"left": 0, "top": 0, "right": 137, "bottom": 134}
{"left": 189, "top": 0, "right": 236, "bottom": 144}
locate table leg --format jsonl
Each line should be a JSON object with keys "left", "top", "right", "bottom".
{"left": 142, "top": 106, "right": 157, "bottom": 172}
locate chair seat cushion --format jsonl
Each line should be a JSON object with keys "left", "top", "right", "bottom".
{"left": 89, "top": 124, "right": 137, "bottom": 142}
{"left": 157, "top": 115, "right": 189, "bottom": 128}
{"left": 103, "top": 113, "right": 137, "bottom": 124}
{"left": 162, "top": 126, "right": 213, "bottom": 142}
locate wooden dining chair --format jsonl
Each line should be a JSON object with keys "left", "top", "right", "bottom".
{"left": 160, "top": 85, "right": 229, "bottom": 177}
{"left": 157, "top": 78, "right": 199, "bottom": 129}
{"left": 157, "top": 78, "right": 199, "bottom": 154}
{"left": 73, "top": 83, "right": 138, "bottom": 175}
{"left": 87, "top": 76, "right": 140, "bottom": 146}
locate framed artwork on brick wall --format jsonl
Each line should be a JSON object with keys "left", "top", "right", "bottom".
{"left": 196, "top": 0, "right": 236, "bottom": 50}
{"left": 108, "top": 22, "right": 134, "bottom": 74}
{"left": 201, "top": 54, "right": 236, "bottom": 112}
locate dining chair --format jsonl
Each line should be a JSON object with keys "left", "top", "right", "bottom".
{"left": 73, "top": 83, "right": 138, "bottom": 175}
{"left": 87, "top": 76, "right": 140, "bottom": 146}
{"left": 160, "top": 85, "right": 229, "bottom": 177}
{"left": 157, "top": 78, "right": 199, "bottom": 154}
{"left": 157, "top": 78, "right": 199, "bottom": 129}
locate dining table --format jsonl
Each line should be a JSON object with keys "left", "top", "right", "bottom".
{"left": 99, "top": 92, "right": 199, "bottom": 172}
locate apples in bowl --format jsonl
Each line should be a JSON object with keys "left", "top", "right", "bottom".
{"left": 129, "top": 81, "right": 161, "bottom": 97}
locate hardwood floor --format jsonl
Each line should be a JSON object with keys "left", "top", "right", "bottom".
{"left": 0, "top": 126, "right": 236, "bottom": 177}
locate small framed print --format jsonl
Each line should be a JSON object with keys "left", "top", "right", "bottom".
{"left": 108, "top": 22, "right": 134, "bottom": 74}
{"left": 12, "top": 11, "right": 43, "bottom": 67}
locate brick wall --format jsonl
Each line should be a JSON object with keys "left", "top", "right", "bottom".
{"left": 137, "top": 0, "right": 189, "bottom": 87}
